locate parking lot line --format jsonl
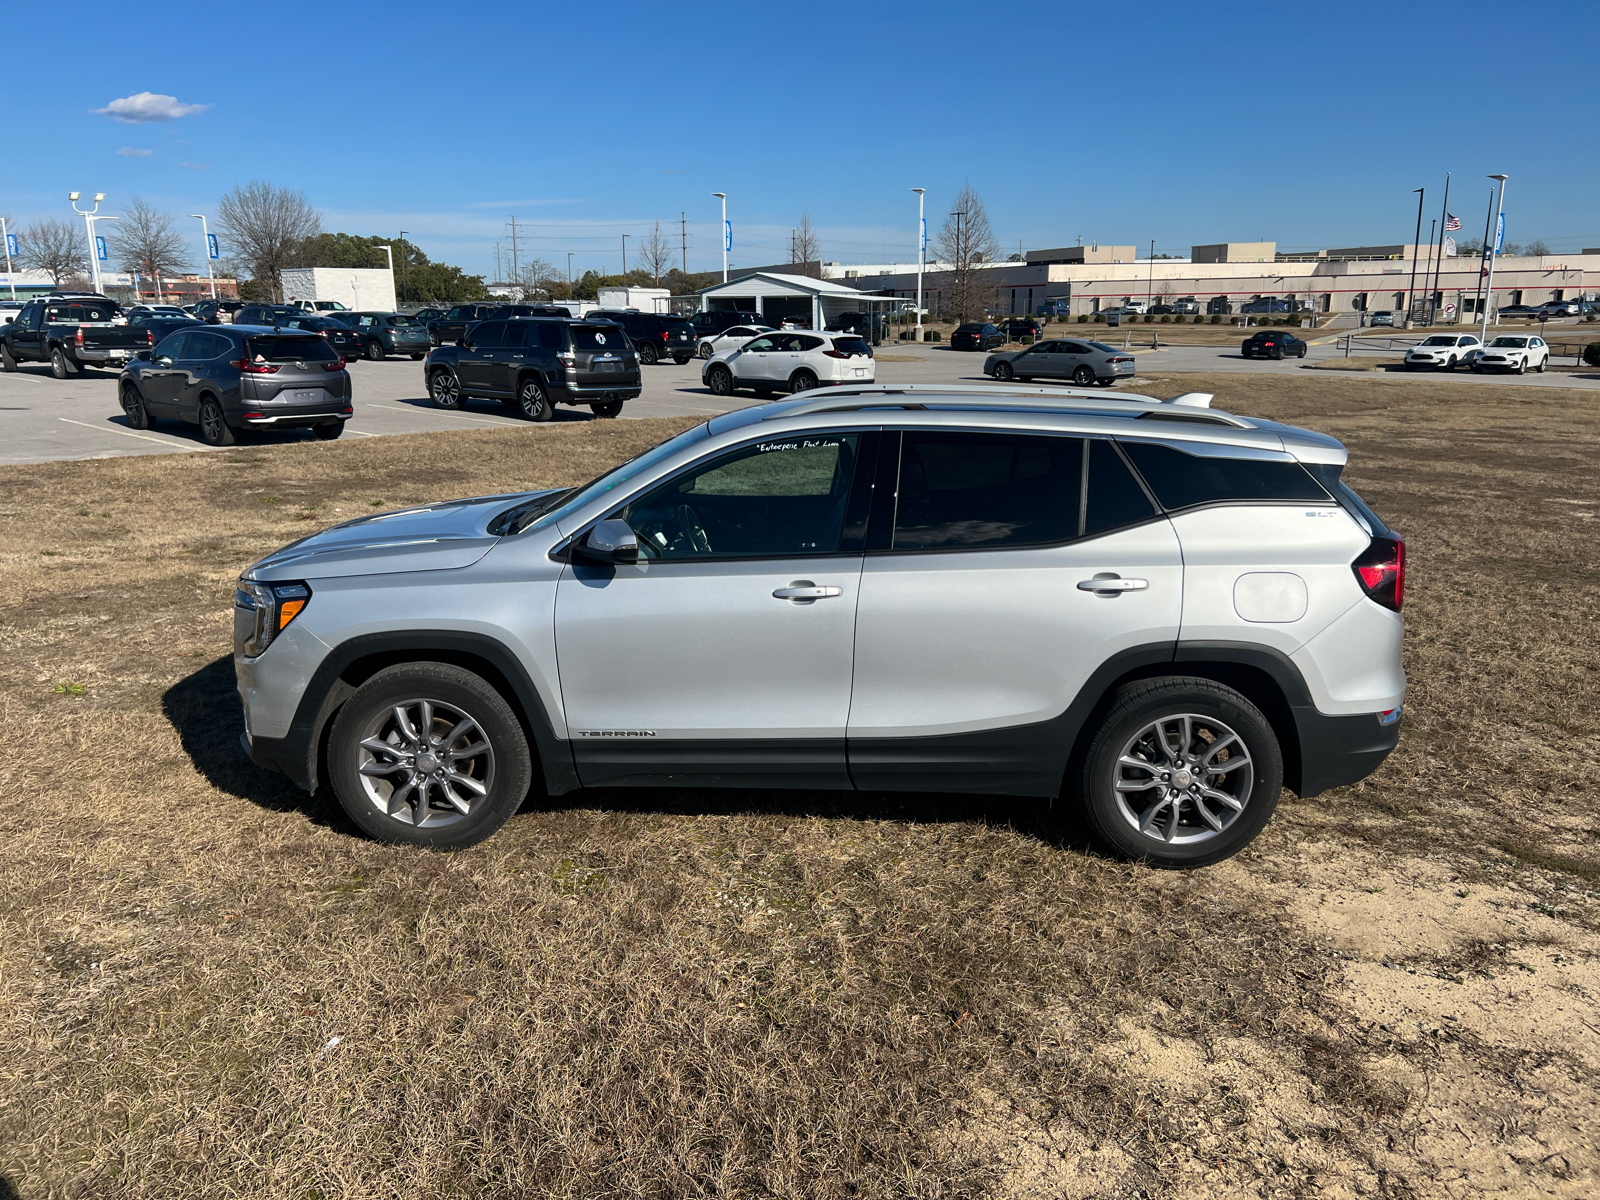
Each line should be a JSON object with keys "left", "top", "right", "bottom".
{"left": 363, "top": 402, "right": 520, "bottom": 427}
{"left": 58, "top": 417, "right": 202, "bottom": 450}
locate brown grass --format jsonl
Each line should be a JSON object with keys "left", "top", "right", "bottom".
{"left": 2, "top": 377, "right": 1599, "bottom": 1198}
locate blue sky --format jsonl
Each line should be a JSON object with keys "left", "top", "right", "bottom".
{"left": 5, "top": 1, "right": 1597, "bottom": 280}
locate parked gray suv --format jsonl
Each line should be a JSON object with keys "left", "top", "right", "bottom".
{"left": 235, "top": 383, "right": 1405, "bottom": 866}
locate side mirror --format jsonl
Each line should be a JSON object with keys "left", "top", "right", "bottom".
{"left": 133, "top": 349, "right": 151, "bottom": 362}
{"left": 578, "top": 519, "right": 639, "bottom": 564}
{"left": 155, "top": 355, "right": 173, "bottom": 367}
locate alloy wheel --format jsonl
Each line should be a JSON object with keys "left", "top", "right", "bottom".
{"left": 354, "top": 698, "right": 496, "bottom": 829}
{"left": 429, "top": 370, "right": 461, "bottom": 408}
{"left": 1111, "top": 713, "right": 1253, "bottom": 846}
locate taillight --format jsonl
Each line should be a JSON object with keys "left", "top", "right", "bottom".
{"left": 659, "top": 330, "right": 669, "bottom": 340}
{"left": 1352, "top": 534, "right": 1404, "bottom": 611}
{"left": 230, "top": 358, "right": 280, "bottom": 375}
{"left": 145, "top": 329, "right": 154, "bottom": 345}
{"left": 322, "top": 361, "right": 342, "bottom": 371}
{"left": 75, "top": 327, "right": 85, "bottom": 346}
{"left": 823, "top": 349, "right": 849, "bottom": 359}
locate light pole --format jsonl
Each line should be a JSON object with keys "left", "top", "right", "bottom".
{"left": 188, "top": 213, "right": 217, "bottom": 300}
{"left": 1480, "top": 174, "right": 1508, "bottom": 344}
{"left": 912, "top": 188, "right": 925, "bottom": 342}
{"left": 1, "top": 216, "right": 15, "bottom": 302}
{"left": 398, "top": 231, "right": 408, "bottom": 305}
{"left": 712, "top": 193, "right": 728, "bottom": 282}
{"left": 69, "top": 192, "right": 107, "bottom": 295}
{"left": 1405, "top": 187, "right": 1424, "bottom": 328}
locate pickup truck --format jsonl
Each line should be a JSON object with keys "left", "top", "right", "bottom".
{"left": 0, "top": 293, "right": 153, "bottom": 378}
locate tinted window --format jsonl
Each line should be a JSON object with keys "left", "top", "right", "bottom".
{"left": 499, "top": 322, "right": 528, "bottom": 349}
{"left": 469, "top": 322, "right": 506, "bottom": 348}
{"left": 894, "top": 432, "right": 1082, "bottom": 550}
{"left": 955, "top": 324, "right": 984, "bottom": 333}
{"left": 389, "top": 315, "right": 421, "bottom": 327}
{"left": 830, "top": 336, "right": 870, "bottom": 357}
{"left": 742, "top": 336, "right": 777, "bottom": 352}
{"left": 1085, "top": 439, "right": 1156, "bottom": 535}
{"left": 1059, "top": 342, "right": 1091, "bottom": 354}
{"left": 245, "top": 336, "right": 340, "bottom": 363}
{"left": 663, "top": 319, "right": 694, "bottom": 334}
{"left": 155, "top": 331, "right": 191, "bottom": 359}
{"left": 536, "top": 323, "right": 565, "bottom": 350}
{"left": 792, "top": 335, "right": 824, "bottom": 351}
{"left": 571, "top": 325, "right": 624, "bottom": 350}
{"left": 190, "top": 332, "right": 232, "bottom": 359}
{"left": 446, "top": 307, "right": 467, "bottom": 319}
{"left": 1118, "top": 442, "right": 1329, "bottom": 510}
{"left": 618, "top": 433, "right": 862, "bottom": 559}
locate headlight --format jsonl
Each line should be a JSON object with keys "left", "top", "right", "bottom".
{"left": 235, "top": 579, "right": 311, "bottom": 657}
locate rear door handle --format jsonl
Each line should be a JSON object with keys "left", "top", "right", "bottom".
{"left": 1077, "top": 576, "right": 1148, "bottom": 593}
{"left": 773, "top": 582, "right": 843, "bottom": 601}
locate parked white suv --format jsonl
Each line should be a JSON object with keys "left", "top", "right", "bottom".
{"left": 702, "top": 330, "right": 875, "bottom": 396}
{"left": 1403, "top": 333, "right": 1481, "bottom": 370}
{"left": 696, "top": 323, "right": 773, "bottom": 360}
{"left": 234, "top": 383, "right": 1404, "bottom": 867}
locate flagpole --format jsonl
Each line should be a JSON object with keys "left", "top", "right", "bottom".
{"left": 1471, "top": 186, "right": 1494, "bottom": 329}
{"left": 1430, "top": 173, "right": 1451, "bottom": 324}
{"left": 1422, "top": 219, "right": 1436, "bottom": 324}
{"left": 1480, "top": 175, "right": 1508, "bottom": 344}
{"left": 1406, "top": 187, "right": 1425, "bottom": 328}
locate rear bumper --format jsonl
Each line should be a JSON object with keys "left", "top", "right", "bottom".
{"left": 242, "top": 408, "right": 353, "bottom": 427}
{"left": 1293, "top": 706, "right": 1401, "bottom": 797}
{"left": 559, "top": 383, "right": 642, "bottom": 400}
{"left": 75, "top": 347, "right": 140, "bottom": 363}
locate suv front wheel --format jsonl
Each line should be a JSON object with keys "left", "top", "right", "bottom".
{"left": 1077, "top": 677, "right": 1282, "bottom": 867}
{"left": 327, "top": 662, "right": 533, "bottom": 849}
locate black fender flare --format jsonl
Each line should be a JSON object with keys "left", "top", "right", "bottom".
{"left": 247, "top": 630, "right": 578, "bottom": 798}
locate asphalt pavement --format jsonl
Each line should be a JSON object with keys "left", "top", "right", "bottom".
{"left": 3, "top": 329, "right": 1596, "bottom": 466}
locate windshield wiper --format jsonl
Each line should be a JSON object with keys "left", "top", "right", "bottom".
{"left": 488, "top": 489, "right": 577, "bottom": 537}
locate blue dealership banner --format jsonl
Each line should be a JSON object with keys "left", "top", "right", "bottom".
{"left": 208, "top": 233, "right": 219, "bottom": 260}
{"left": 4, "top": 233, "right": 16, "bottom": 259}
{"left": 920, "top": 217, "right": 927, "bottom": 253}
{"left": 1493, "top": 213, "right": 1505, "bottom": 254}
{"left": 724, "top": 220, "right": 732, "bottom": 253}
{"left": 95, "top": 235, "right": 108, "bottom": 262}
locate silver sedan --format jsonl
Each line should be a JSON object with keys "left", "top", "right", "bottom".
{"left": 983, "top": 338, "right": 1137, "bottom": 386}
{"left": 695, "top": 324, "right": 774, "bottom": 360}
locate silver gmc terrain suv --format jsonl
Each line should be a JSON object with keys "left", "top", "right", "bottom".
{"left": 235, "top": 384, "right": 1404, "bottom": 867}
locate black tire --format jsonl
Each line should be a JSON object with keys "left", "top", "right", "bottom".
{"left": 1445, "top": 355, "right": 1457, "bottom": 370}
{"left": 673, "top": 354, "right": 692, "bottom": 366}
{"left": 1515, "top": 358, "right": 1526, "bottom": 375}
{"left": 1296, "top": 346, "right": 1306, "bottom": 358}
{"left": 1076, "top": 677, "right": 1282, "bottom": 868}
{"left": 1241, "top": 342, "right": 1253, "bottom": 357}
{"left": 993, "top": 361, "right": 1014, "bottom": 381}
{"left": 1072, "top": 364, "right": 1095, "bottom": 385}
{"left": 327, "top": 662, "right": 533, "bottom": 850}
{"left": 410, "top": 353, "right": 425, "bottom": 361}
{"left": 197, "top": 396, "right": 236, "bottom": 446}
{"left": 706, "top": 363, "right": 735, "bottom": 395}
{"left": 789, "top": 369, "right": 819, "bottom": 393}
{"left": 0, "top": 343, "right": 16, "bottom": 372}
{"left": 1536, "top": 356, "right": 1546, "bottom": 373}
{"left": 366, "top": 339, "right": 385, "bottom": 362}
{"left": 120, "top": 382, "right": 153, "bottom": 430}
{"left": 638, "top": 342, "right": 659, "bottom": 365}
{"left": 50, "top": 347, "right": 74, "bottom": 379}
{"left": 516, "top": 377, "right": 554, "bottom": 422}
{"left": 428, "top": 368, "right": 464, "bottom": 409}
{"left": 313, "top": 422, "right": 344, "bottom": 440}
{"left": 590, "top": 400, "right": 623, "bottom": 418}
{"left": 753, "top": 386, "right": 774, "bottom": 398}
{"left": 697, "top": 342, "right": 713, "bottom": 359}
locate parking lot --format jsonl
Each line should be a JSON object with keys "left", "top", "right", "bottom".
{"left": 6, "top": 326, "right": 1599, "bottom": 465}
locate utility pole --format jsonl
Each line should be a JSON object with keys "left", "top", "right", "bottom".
{"left": 712, "top": 193, "right": 727, "bottom": 282}
{"left": 1430, "top": 172, "right": 1452, "bottom": 324}
{"left": 621, "top": 234, "right": 628, "bottom": 276}
{"left": 1471, "top": 186, "right": 1494, "bottom": 332}
{"left": 680, "top": 211, "right": 688, "bottom": 278}
{"left": 912, "top": 188, "right": 925, "bottom": 342}
{"left": 1480, "top": 175, "right": 1508, "bottom": 344}
{"left": 567, "top": 252, "right": 572, "bottom": 292}
{"left": 1405, "top": 188, "right": 1424, "bottom": 328}
{"left": 509, "top": 216, "right": 520, "bottom": 287}
{"left": 1148, "top": 239, "right": 1155, "bottom": 311}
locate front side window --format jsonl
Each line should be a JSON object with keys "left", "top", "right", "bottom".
{"left": 155, "top": 332, "right": 191, "bottom": 359}
{"left": 1488, "top": 337, "right": 1529, "bottom": 348}
{"left": 893, "top": 432, "right": 1082, "bottom": 551}
{"left": 469, "top": 322, "right": 506, "bottom": 349}
{"left": 742, "top": 336, "right": 776, "bottom": 353}
{"left": 617, "top": 434, "right": 862, "bottom": 559}
{"left": 1118, "top": 441, "right": 1329, "bottom": 511}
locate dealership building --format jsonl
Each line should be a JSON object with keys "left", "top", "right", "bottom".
{"left": 796, "top": 242, "right": 1600, "bottom": 321}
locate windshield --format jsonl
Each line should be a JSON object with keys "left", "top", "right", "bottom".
{"left": 1489, "top": 336, "right": 1529, "bottom": 347}
{"left": 500, "top": 424, "right": 711, "bottom": 536}
{"left": 1421, "top": 336, "right": 1458, "bottom": 346}
{"left": 830, "top": 336, "right": 871, "bottom": 357}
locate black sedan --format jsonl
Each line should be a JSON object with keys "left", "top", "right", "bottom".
{"left": 1240, "top": 330, "right": 1307, "bottom": 360}
{"left": 950, "top": 322, "right": 1005, "bottom": 351}
{"left": 1494, "top": 304, "right": 1541, "bottom": 320}
{"left": 275, "top": 313, "right": 365, "bottom": 361}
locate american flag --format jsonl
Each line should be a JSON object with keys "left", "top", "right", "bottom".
{"left": 1445, "top": 214, "right": 1462, "bottom": 231}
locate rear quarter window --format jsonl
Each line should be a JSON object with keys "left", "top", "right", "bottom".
{"left": 1118, "top": 441, "right": 1330, "bottom": 510}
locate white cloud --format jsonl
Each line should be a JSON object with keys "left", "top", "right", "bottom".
{"left": 95, "top": 92, "right": 209, "bottom": 123}
{"left": 116, "top": 146, "right": 153, "bottom": 158}
{"left": 180, "top": 162, "right": 210, "bottom": 171}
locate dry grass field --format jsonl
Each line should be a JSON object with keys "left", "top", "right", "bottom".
{"left": 2, "top": 373, "right": 1598, "bottom": 1198}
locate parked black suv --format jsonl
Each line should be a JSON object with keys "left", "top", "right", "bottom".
{"left": 117, "top": 324, "right": 353, "bottom": 446}
{"left": 997, "top": 317, "right": 1044, "bottom": 341}
{"left": 193, "top": 300, "right": 246, "bottom": 324}
{"left": 422, "top": 318, "right": 640, "bottom": 420}
{"left": 951, "top": 322, "right": 1005, "bottom": 351}
{"left": 592, "top": 310, "right": 697, "bottom": 364}
{"left": 426, "top": 302, "right": 502, "bottom": 346}
{"left": 237, "top": 304, "right": 302, "bottom": 326}
{"left": 689, "top": 310, "right": 762, "bottom": 338}
{"left": 1240, "top": 330, "right": 1307, "bottom": 360}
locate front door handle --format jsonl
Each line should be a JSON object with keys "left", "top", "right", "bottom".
{"left": 1077, "top": 575, "right": 1149, "bottom": 593}
{"left": 773, "top": 581, "right": 843, "bottom": 602}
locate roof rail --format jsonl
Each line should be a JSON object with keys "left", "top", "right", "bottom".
{"left": 761, "top": 383, "right": 1240, "bottom": 423}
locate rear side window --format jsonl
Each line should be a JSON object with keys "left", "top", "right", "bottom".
{"left": 536, "top": 323, "right": 565, "bottom": 350}
{"left": 1085, "top": 440, "right": 1157, "bottom": 535}
{"left": 246, "top": 336, "right": 339, "bottom": 363}
{"left": 1118, "top": 441, "right": 1329, "bottom": 510}
{"left": 894, "top": 432, "right": 1082, "bottom": 550}
{"left": 571, "top": 325, "right": 625, "bottom": 350}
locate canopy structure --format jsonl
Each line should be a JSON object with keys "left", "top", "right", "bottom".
{"left": 697, "top": 272, "right": 902, "bottom": 344}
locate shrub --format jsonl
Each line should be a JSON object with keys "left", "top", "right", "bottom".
{"left": 1077, "top": 314, "right": 1089, "bottom": 323}
{"left": 1092, "top": 313, "right": 1105, "bottom": 322}
{"left": 1159, "top": 315, "right": 1171, "bottom": 323}
{"left": 1210, "top": 314, "right": 1222, "bottom": 324}
{"left": 1584, "top": 342, "right": 1600, "bottom": 367}
{"left": 1143, "top": 314, "right": 1154, "bottom": 323}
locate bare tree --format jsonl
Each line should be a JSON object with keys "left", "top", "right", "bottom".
{"left": 1524, "top": 239, "right": 1550, "bottom": 257}
{"left": 113, "top": 196, "right": 189, "bottom": 300}
{"left": 515, "top": 257, "right": 562, "bottom": 299}
{"left": 934, "top": 182, "right": 1000, "bottom": 321}
{"left": 215, "top": 180, "right": 320, "bottom": 301}
{"left": 792, "top": 213, "right": 820, "bottom": 277}
{"left": 19, "top": 218, "right": 89, "bottom": 285}
{"left": 636, "top": 222, "right": 675, "bottom": 287}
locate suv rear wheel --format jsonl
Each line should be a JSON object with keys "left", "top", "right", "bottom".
{"left": 366, "top": 339, "right": 385, "bottom": 361}
{"left": 789, "top": 369, "right": 818, "bottom": 392}
{"left": 327, "top": 662, "right": 533, "bottom": 849}
{"left": 590, "top": 400, "right": 623, "bottom": 418}
{"left": 638, "top": 342, "right": 659, "bottom": 365}
{"left": 197, "top": 396, "right": 236, "bottom": 446}
{"left": 517, "top": 378, "right": 554, "bottom": 422}
{"left": 1077, "top": 677, "right": 1282, "bottom": 867}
